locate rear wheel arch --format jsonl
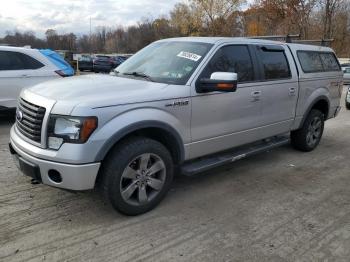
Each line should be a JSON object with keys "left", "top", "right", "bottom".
{"left": 311, "top": 99, "right": 329, "bottom": 118}
{"left": 300, "top": 96, "right": 330, "bottom": 128}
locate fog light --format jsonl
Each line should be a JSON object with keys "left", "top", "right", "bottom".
{"left": 48, "top": 169, "right": 62, "bottom": 183}
{"left": 48, "top": 137, "right": 63, "bottom": 150}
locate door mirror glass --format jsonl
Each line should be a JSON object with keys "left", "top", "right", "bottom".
{"left": 197, "top": 72, "right": 238, "bottom": 93}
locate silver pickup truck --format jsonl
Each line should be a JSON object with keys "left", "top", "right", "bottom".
{"left": 9, "top": 37, "right": 343, "bottom": 215}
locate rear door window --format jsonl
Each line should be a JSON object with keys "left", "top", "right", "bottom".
{"left": 200, "top": 45, "right": 255, "bottom": 83}
{"left": 257, "top": 47, "right": 291, "bottom": 80}
{"left": 0, "top": 51, "right": 44, "bottom": 70}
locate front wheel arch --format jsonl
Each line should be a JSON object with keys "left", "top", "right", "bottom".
{"left": 95, "top": 121, "right": 185, "bottom": 164}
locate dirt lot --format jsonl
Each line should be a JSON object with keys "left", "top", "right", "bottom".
{"left": 1, "top": 90, "right": 350, "bottom": 262}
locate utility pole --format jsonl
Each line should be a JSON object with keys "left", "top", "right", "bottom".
{"left": 90, "top": 17, "right": 92, "bottom": 55}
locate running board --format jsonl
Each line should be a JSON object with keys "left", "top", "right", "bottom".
{"left": 181, "top": 136, "right": 290, "bottom": 176}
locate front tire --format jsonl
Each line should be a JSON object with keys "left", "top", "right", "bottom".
{"left": 291, "top": 109, "right": 325, "bottom": 152}
{"left": 100, "top": 137, "right": 174, "bottom": 215}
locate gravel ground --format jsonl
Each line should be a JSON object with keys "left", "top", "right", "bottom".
{"left": 1, "top": 90, "right": 350, "bottom": 262}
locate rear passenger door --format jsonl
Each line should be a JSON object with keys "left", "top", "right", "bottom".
{"left": 254, "top": 45, "right": 299, "bottom": 134}
{"left": 0, "top": 51, "right": 45, "bottom": 108}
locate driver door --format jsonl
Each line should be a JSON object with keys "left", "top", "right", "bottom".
{"left": 189, "top": 44, "right": 264, "bottom": 159}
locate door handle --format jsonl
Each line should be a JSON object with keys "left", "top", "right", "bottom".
{"left": 289, "top": 87, "right": 297, "bottom": 96}
{"left": 251, "top": 91, "right": 261, "bottom": 102}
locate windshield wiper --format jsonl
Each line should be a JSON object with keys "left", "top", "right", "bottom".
{"left": 122, "top": 71, "right": 154, "bottom": 82}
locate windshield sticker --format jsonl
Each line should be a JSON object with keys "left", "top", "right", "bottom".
{"left": 177, "top": 51, "right": 202, "bottom": 62}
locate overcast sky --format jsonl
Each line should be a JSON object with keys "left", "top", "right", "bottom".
{"left": 0, "top": 0, "right": 182, "bottom": 38}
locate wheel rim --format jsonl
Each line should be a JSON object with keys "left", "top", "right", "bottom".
{"left": 120, "top": 153, "right": 166, "bottom": 206}
{"left": 306, "top": 116, "right": 322, "bottom": 147}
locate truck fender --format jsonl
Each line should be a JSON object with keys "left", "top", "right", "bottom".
{"left": 93, "top": 109, "right": 186, "bottom": 163}
{"left": 297, "top": 95, "right": 330, "bottom": 129}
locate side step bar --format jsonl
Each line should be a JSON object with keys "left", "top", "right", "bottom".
{"left": 181, "top": 136, "right": 290, "bottom": 176}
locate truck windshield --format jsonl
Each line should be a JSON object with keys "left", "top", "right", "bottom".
{"left": 115, "top": 41, "right": 213, "bottom": 85}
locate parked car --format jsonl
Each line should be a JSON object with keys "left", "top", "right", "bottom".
{"left": 110, "top": 55, "right": 127, "bottom": 68}
{"left": 341, "top": 63, "right": 350, "bottom": 71}
{"left": 344, "top": 68, "right": 350, "bottom": 110}
{"left": 78, "top": 55, "right": 93, "bottom": 71}
{"left": 0, "top": 46, "right": 74, "bottom": 111}
{"left": 9, "top": 37, "right": 343, "bottom": 215}
{"left": 93, "top": 55, "right": 113, "bottom": 73}
{"left": 346, "top": 86, "right": 350, "bottom": 110}
{"left": 343, "top": 67, "right": 350, "bottom": 85}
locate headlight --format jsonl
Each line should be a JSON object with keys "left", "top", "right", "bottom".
{"left": 47, "top": 115, "right": 98, "bottom": 150}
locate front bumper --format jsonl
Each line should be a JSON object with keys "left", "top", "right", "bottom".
{"left": 9, "top": 137, "right": 101, "bottom": 191}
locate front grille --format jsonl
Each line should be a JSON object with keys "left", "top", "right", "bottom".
{"left": 16, "top": 98, "right": 46, "bottom": 143}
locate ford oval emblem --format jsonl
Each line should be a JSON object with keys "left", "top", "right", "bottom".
{"left": 16, "top": 110, "right": 23, "bottom": 122}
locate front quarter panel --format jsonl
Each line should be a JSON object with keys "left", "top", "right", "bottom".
{"left": 70, "top": 83, "right": 192, "bottom": 163}
{"left": 89, "top": 100, "right": 191, "bottom": 162}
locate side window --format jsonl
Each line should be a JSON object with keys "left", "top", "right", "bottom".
{"left": 200, "top": 45, "right": 254, "bottom": 83}
{"left": 258, "top": 47, "right": 291, "bottom": 80}
{"left": 17, "top": 52, "right": 45, "bottom": 69}
{"left": 320, "top": 52, "right": 340, "bottom": 71}
{"left": 297, "top": 51, "right": 324, "bottom": 73}
{"left": 0, "top": 51, "right": 20, "bottom": 70}
{"left": 0, "top": 51, "right": 44, "bottom": 71}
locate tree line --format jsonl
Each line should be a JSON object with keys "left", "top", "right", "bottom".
{"left": 1, "top": 0, "right": 349, "bottom": 57}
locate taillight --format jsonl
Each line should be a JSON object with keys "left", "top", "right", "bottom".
{"left": 55, "top": 70, "right": 68, "bottom": 77}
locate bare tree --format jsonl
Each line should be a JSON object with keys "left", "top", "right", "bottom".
{"left": 192, "top": 0, "right": 245, "bottom": 35}
{"left": 321, "top": 0, "right": 343, "bottom": 38}
{"left": 287, "top": 0, "right": 318, "bottom": 38}
{"left": 170, "top": 3, "right": 202, "bottom": 36}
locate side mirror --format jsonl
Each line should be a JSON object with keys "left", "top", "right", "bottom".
{"left": 196, "top": 72, "right": 238, "bottom": 93}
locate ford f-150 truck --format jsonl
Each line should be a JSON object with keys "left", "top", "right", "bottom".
{"left": 9, "top": 37, "right": 343, "bottom": 215}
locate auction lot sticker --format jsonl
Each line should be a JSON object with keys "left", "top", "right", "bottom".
{"left": 177, "top": 51, "right": 202, "bottom": 62}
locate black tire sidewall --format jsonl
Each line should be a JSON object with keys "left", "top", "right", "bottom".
{"left": 291, "top": 109, "right": 325, "bottom": 152}
{"left": 101, "top": 137, "right": 174, "bottom": 215}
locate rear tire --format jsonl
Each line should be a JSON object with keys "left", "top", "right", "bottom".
{"left": 291, "top": 109, "right": 325, "bottom": 152}
{"left": 100, "top": 137, "right": 174, "bottom": 216}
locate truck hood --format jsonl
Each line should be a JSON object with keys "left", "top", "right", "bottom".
{"left": 28, "top": 74, "right": 170, "bottom": 112}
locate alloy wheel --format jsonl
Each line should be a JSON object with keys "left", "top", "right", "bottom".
{"left": 120, "top": 153, "right": 166, "bottom": 206}
{"left": 306, "top": 116, "right": 322, "bottom": 147}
